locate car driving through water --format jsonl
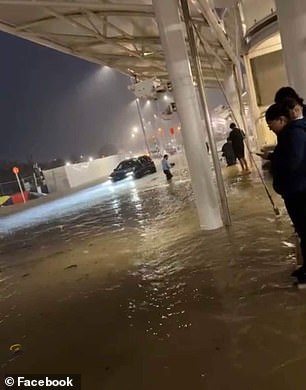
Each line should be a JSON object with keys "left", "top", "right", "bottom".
{"left": 109, "top": 155, "right": 157, "bottom": 182}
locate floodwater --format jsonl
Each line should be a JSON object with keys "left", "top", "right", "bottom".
{"left": 0, "top": 156, "right": 304, "bottom": 389}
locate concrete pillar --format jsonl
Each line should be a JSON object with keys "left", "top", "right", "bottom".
{"left": 275, "top": 0, "right": 306, "bottom": 96}
{"left": 152, "top": 0, "right": 222, "bottom": 230}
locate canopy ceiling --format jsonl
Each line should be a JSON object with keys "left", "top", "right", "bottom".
{"left": 0, "top": 0, "right": 238, "bottom": 82}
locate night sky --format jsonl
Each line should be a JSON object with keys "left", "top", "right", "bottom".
{"left": 0, "top": 32, "right": 138, "bottom": 162}
{"left": 0, "top": 32, "right": 225, "bottom": 163}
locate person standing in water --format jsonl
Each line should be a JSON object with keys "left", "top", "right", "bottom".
{"left": 265, "top": 101, "right": 306, "bottom": 284}
{"left": 228, "top": 122, "right": 249, "bottom": 172}
{"left": 161, "top": 154, "right": 173, "bottom": 181}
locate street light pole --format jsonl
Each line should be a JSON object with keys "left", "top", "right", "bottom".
{"left": 135, "top": 98, "right": 152, "bottom": 157}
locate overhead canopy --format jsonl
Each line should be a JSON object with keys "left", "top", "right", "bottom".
{"left": 0, "top": 0, "right": 238, "bottom": 82}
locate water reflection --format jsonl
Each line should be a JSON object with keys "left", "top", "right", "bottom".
{"left": 0, "top": 158, "right": 302, "bottom": 389}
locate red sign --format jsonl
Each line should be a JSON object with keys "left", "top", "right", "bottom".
{"left": 12, "top": 166, "right": 19, "bottom": 175}
{"left": 170, "top": 127, "right": 175, "bottom": 135}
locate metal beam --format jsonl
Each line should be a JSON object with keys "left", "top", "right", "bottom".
{"left": 0, "top": 20, "right": 108, "bottom": 66}
{"left": 102, "top": 18, "right": 133, "bottom": 38}
{"left": 44, "top": 7, "right": 143, "bottom": 60}
{"left": 193, "top": 25, "right": 226, "bottom": 69}
{"left": 82, "top": 9, "right": 101, "bottom": 35}
{"left": 71, "top": 36, "right": 160, "bottom": 50}
{"left": 89, "top": 13, "right": 140, "bottom": 53}
{"left": 15, "top": 9, "right": 154, "bottom": 32}
{"left": 79, "top": 53, "right": 163, "bottom": 63}
{"left": 81, "top": 9, "right": 144, "bottom": 54}
{"left": 194, "top": 0, "right": 239, "bottom": 65}
{"left": 14, "top": 6, "right": 165, "bottom": 71}
{"left": 0, "top": 1, "right": 154, "bottom": 13}
{"left": 17, "top": 7, "right": 163, "bottom": 73}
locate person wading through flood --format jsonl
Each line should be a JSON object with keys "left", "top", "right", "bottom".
{"left": 161, "top": 154, "right": 173, "bottom": 181}
{"left": 265, "top": 100, "right": 306, "bottom": 284}
{"left": 221, "top": 137, "right": 236, "bottom": 166}
{"left": 228, "top": 122, "right": 250, "bottom": 173}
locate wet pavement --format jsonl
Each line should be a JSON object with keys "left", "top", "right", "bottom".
{"left": 0, "top": 156, "right": 304, "bottom": 389}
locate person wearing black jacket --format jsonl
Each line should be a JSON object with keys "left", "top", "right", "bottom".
{"left": 222, "top": 137, "right": 236, "bottom": 166}
{"left": 228, "top": 123, "right": 249, "bottom": 172}
{"left": 265, "top": 102, "right": 306, "bottom": 282}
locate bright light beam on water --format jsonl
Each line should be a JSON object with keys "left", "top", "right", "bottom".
{"left": 0, "top": 178, "right": 136, "bottom": 235}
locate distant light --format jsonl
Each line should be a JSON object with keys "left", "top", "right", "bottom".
{"left": 98, "top": 66, "right": 113, "bottom": 78}
{"left": 143, "top": 52, "right": 154, "bottom": 57}
{"left": 133, "top": 126, "right": 138, "bottom": 133}
{"left": 80, "top": 155, "right": 84, "bottom": 159}
{"left": 163, "top": 95, "right": 169, "bottom": 101}
{"left": 131, "top": 133, "right": 136, "bottom": 138}
{"left": 146, "top": 100, "right": 151, "bottom": 105}
{"left": 88, "top": 157, "right": 93, "bottom": 162}
{"left": 66, "top": 162, "right": 71, "bottom": 166}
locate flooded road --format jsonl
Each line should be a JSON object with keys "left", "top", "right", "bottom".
{"left": 0, "top": 157, "right": 304, "bottom": 389}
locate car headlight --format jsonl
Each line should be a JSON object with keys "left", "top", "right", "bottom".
{"left": 126, "top": 171, "right": 134, "bottom": 177}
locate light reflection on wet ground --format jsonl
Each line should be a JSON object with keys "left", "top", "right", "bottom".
{"left": 0, "top": 158, "right": 304, "bottom": 389}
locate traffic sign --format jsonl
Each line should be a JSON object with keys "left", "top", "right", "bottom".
{"left": 12, "top": 166, "right": 26, "bottom": 203}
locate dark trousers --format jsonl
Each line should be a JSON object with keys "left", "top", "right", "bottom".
{"left": 284, "top": 193, "right": 306, "bottom": 268}
{"left": 163, "top": 170, "right": 173, "bottom": 180}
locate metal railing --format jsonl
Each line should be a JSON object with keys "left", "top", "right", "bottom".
{"left": 0, "top": 175, "right": 33, "bottom": 196}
